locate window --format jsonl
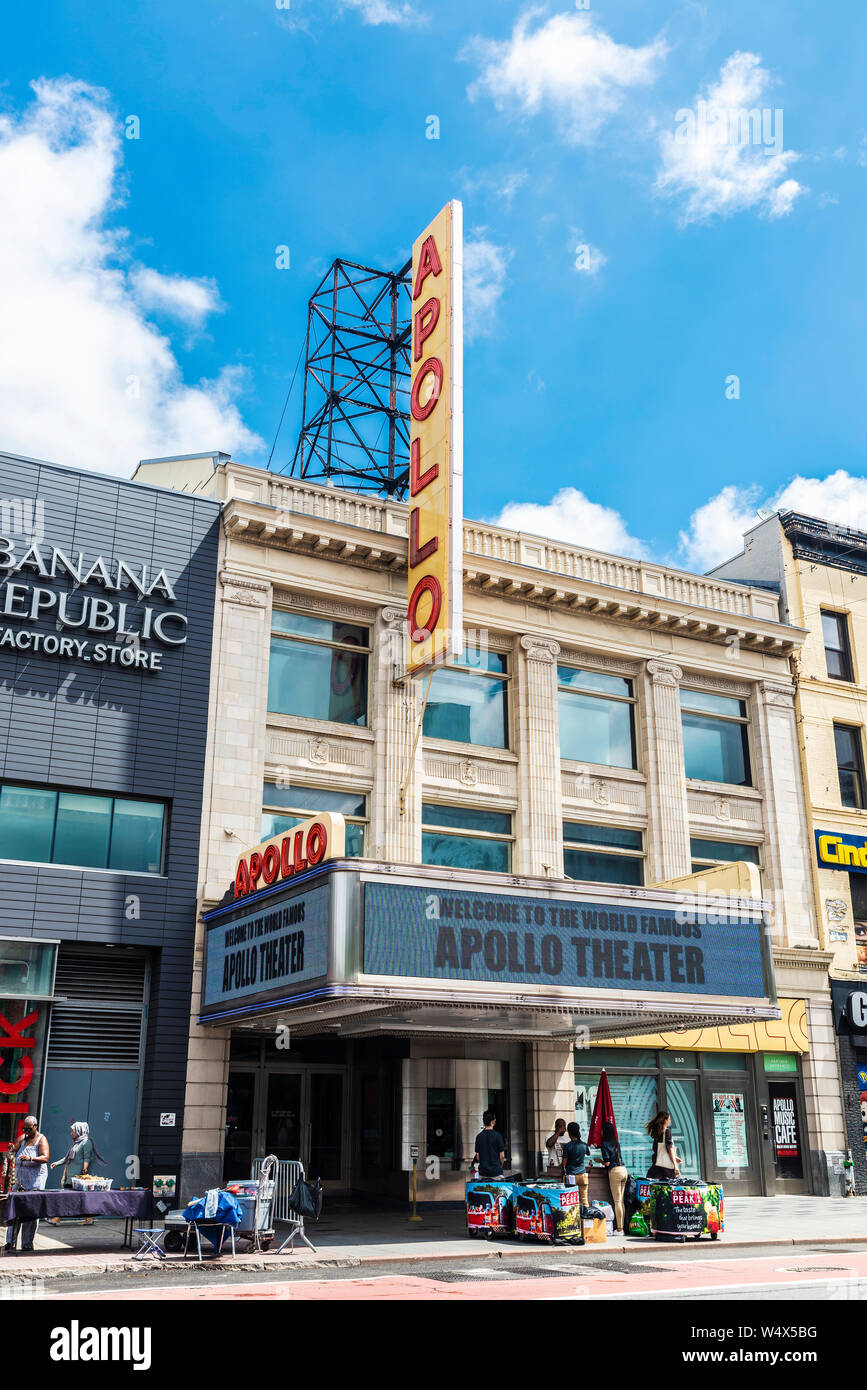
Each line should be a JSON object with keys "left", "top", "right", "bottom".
{"left": 262, "top": 782, "right": 367, "bottom": 857}
{"left": 822, "top": 610, "right": 853, "bottom": 682}
{"left": 268, "top": 611, "right": 369, "bottom": 727}
{"left": 835, "top": 724, "right": 866, "bottom": 809}
{"left": 0, "top": 783, "right": 165, "bottom": 874}
{"left": 421, "top": 803, "right": 512, "bottom": 872}
{"left": 558, "top": 667, "right": 636, "bottom": 769}
{"left": 690, "top": 838, "right": 761, "bottom": 874}
{"left": 563, "top": 822, "right": 644, "bottom": 885}
{"left": 680, "top": 689, "right": 751, "bottom": 786}
{"left": 423, "top": 646, "right": 509, "bottom": 749}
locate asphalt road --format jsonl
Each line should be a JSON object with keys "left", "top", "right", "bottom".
{"left": 37, "top": 1240, "right": 867, "bottom": 1301}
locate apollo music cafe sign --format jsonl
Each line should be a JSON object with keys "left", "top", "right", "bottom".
{"left": 406, "top": 200, "right": 464, "bottom": 676}
{"left": 233, "top": 812, "right": 346, "bottom": 899}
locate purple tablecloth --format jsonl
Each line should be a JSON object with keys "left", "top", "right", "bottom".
{"left": 1, "top": 1189, "right": 152, "bottom": 1223}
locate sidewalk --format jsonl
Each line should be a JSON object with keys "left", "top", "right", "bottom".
{"left": 3, "top": 1197, "right": 867, "bottom": 1288}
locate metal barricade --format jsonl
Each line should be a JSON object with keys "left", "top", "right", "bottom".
{"left": 252, "top": 1157, "right": 316, "bottom": 1252}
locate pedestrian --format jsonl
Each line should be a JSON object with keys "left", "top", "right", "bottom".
{"left": 3, "top": 1116, "right": 49, "bottom": 1254}
{"left": 47, "top": 1121, "right": 105, "bottom": 1226}
{"left": 473, "top": 1110, "right": 506, "bottom": 1179}
{"left": 561, "top": 1122, "right": 590, "bottom": 1207}
{"left": 645, "top": 1110, "right": 681, "bottom": 1179}
{"left": 545, "top": 1117, "right": 568, "bottom": 1175}
{"left": 598, "top": 1120, "right": 628, "bottom": 1231}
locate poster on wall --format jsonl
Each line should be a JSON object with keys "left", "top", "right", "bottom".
{"left": 858, "top": 1067, "right": 867, "bottom": 1153}
{"left": 768, "top": 1082, "right": 803, "bottom": 1179}
{"left": 712, "top": 1092, "right": 750, "bottom": 1168}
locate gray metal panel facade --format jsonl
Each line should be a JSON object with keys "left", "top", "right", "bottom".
{"left": 0, "top": 452, "right": 220, "bottom": 1174}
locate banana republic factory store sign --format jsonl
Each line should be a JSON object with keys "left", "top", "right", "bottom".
{"left": 200, "top": 817, "right": 779, "bottom": 1039}
{"left": 0, "top": 536, "right": 191, "bottom": 671}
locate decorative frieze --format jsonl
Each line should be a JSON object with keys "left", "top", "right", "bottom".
{"left": 558, "top": 648, "right": 640, "bottom": 676}
{"left": 562, "top": 775, "right": 645, "bottom": 810}
{"left": 220, "top": 572, "right": 271, "bottom": 608}
{"left": 271, "top": 589, "right": 376, "bottom": 623}
{"left": 424, "top": 756, "right": 516, "bottom": 791}
{"left": 268, "top": 733, "right": 372, "bottom": 770}
{"left": 687, "top": 791, "right": 763, "bottom": 824}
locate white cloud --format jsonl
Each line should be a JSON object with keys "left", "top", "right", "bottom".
{"left": 680, "top": 470, "right": 867, "bottom": 570}
{"left": 677, "top": 484, "right": 762, "bottom": 570}
{"left": 656, "top": 52, "right": 806, "bottom": 224}
{"left": 491, "top": 486, "right": 649, "bottom": 559}
{"left": 340, "top": 0, "right": 424, "bottom": 25}
{"left": 0, "top": 78, "right": 262, "bottom": 478}
{"left": 496, "top": 170, "right": 528, "bottom": 203}
{"left": 463, "top": 232, "right": 511, "bottom": 341}
{"left": 464, "top": 9, "right": 667, "bottom": 146}
{"left": 130, "top": 267, "right": 223, "bottom": 326}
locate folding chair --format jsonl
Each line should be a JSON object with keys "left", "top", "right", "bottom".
{"left": 131, "top": 1227, "right": 166, "bottom": 1262}
{"left": 182, "top": 1219, "right": 236, "bottom": 1262}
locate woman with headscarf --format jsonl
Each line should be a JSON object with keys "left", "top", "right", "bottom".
{"left": 47, "top": 1121, "right": 105, "bottom": 1226}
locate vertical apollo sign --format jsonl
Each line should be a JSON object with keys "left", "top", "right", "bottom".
{"left": 407, "top": 201, "right": 463, "bottom": 674}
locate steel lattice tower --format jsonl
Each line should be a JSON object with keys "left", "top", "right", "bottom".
{"left": 286, "top": 257, "right": 412, "bottom": 498}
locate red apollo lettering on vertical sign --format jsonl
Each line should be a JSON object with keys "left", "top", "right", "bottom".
{"left": 406, "top": 202, "right": 463, "bottom": 675}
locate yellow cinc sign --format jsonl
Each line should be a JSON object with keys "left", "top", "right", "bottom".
{"left": 816, "top": 830, "right": 867, "bottom": 872}
{"left": 406, "top": 201, "right": 463, "bottom": 675}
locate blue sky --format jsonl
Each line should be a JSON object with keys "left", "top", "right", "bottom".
{"left": 1, "top": 0, "right": 865, "bottom": 569}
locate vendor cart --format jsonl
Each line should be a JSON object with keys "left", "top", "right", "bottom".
{"left": 465, "top": 1179, "right": 516, "bottom": 1239}
{"left": 514, "top": 1180, "right": 585, "bottom": 1245}
{"left": 651, "top": 1180, "right": 724, "bottom": 1242}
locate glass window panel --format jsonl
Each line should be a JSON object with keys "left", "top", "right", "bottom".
{"left": 53, "top": 792, "right": 112, "bottom": 868}
{"left": 456, "top": 644, "right": 507, "bottom": 674}
{"left": 682, "top": 712, "right": 750, "bottom": 785}
{"left": 587, "top": 1048, "right": 657, "bottom": 1069}
{"left": 558, "top": 666, "right": 633, "bottom": 698}
{"left": 0, "top": 785, "right": 57, "bottom": 862}
{"left": 421, "top": 831, "right": 511, "bottom": 872}
{"left": 423, "top": 668, "right": 508, "bottom": 748}
{"left": 271, "top": 611, "right": 369, "bottom": 647}
{"left": 665, "top": 1076, "right": 701, "bottom": 1180}
{"left": 422, "top": 803, "right": 511, "bottom": 835}
{"left": 822, "top": 612, "right": 852, "bottom": 680}
{"left": 564, "top": 848, "right": 644, "bottom": 885}
{"left": 689, "top": 839, "right": 760, "bottom": 864}
{"left": 559, "top": 690, "right": 636, "bottom": 768}
{"left": 661, "top": 1052, "right": 697, "bottom": 1067}
{"left": 268, "top": 637, "right": 368, "bottom": 726}
{"left": 835, "top": 725, "right": 865, "bottom": 809}
{"left": 108, "top": 799, "right": 164, "bottom": 873}
{"left": 0, "top": 940, "right": 56, "bottom": 997}
{"left": 564, "top": 822, "right": 643, "bottom": 851}
{"left": 261, "top": 811, "right": 364, "bottom": 857}
{"left": 679, "top": 689, "right": 746, "bottom": 719}
{"left": 575, "top": 1071, "right": 659, "bottom": 1175}
{"left": 701, "top": 1052, "right": 747, "bottom": 1071}
{"left": 262, "top": 782, "right": 367, "bottom": 818}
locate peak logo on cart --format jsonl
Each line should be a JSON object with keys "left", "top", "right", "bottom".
{"left": 559, "top": 1189, "right": 582, "bottom": 1207}
{"left": 49, "top": 1321, "right": 152, "bottom": 1371}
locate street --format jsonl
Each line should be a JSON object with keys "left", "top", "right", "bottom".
{"left": 37, "top": 1241, "right": 867, "bottom": 1301}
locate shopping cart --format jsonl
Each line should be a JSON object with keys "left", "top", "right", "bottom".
{"left": 225, "top": 1154, "right": 278, "bottom": 1253}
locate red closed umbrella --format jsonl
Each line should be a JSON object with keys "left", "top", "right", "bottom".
{"left": 588, "top": 1069, "right": 618, "bottom": 1148}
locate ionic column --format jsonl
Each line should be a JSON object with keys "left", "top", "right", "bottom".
{"left": 752, "top": 680, "right": 817, "bottom": 946}
{"left": 372, "top": 607, "right": 423, "bottom": 865}
{"left": 643, "top": 660, "right": 691, "bottom": 883}
{"left": 514, "top": 635, "right": 563, "bottom": 878}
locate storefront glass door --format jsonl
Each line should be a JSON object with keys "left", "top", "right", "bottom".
{"left": 665, "top": 1077, "right": 701, "bottom": 1180}
{"left": 243, "top": 1066, "right": 348, "bottom": 1190}
{"left": 700, "top": 1072, "right": 762, "bottom": 1194}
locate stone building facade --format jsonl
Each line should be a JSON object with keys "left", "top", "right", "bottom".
{"left": 136, "top": 456, "right": 845, "bottom": 1199}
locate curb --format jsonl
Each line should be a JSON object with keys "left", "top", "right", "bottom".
{"left": 2, "top": 1231, "right": 866, "bottom": 1286}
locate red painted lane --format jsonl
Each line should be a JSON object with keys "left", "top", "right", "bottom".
{"left": 48, "top": 1251, "right": 867, "bottom": 1301}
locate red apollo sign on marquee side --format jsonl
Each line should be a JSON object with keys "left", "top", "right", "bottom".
{"left": 233, "top": 812, "right": 346, "bottom": 899}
